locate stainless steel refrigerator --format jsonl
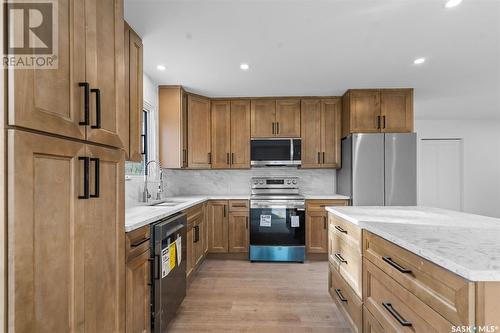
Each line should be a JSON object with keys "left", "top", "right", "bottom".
{"left": 337, "top": 133, "right": 417, "bottom": 206}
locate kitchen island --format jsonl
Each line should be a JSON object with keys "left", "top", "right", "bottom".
{"left": 325, "top": 206, "right": 500, "bottom": 333}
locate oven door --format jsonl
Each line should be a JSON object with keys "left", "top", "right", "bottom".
{"left": 251, "top": 139, "right": 300, "bottom": 166}
{"left": 249, "top": 200, "right": 305, "bottom": 246}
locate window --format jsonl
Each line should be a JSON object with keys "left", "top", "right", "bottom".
{"left": 125, "top": 103, "right": 155, "bottom": 176}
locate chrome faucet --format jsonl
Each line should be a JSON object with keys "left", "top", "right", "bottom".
{"left": 142, "top": 160, "right": 164, "bottom": 203}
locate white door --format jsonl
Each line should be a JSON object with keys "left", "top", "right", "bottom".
{"left": 419, "top": 139, "right": 463, "bottom": 211}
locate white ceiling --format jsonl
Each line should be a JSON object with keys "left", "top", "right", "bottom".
{"left": 124, "top": 0, "right": 500, "bottom": 120}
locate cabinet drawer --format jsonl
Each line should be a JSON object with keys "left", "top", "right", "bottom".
{"left": 363, "top": 306, "right": 385, "bottom": 333}
{"left": 229, "top": 200, "right": 249, "bottom": 212}
{"left": 364, "top": 258, "right": 455, "bottom": 333}
{"left": 329, "top": 232, "right": 362, "bottom": 298}
{"left": 363, "top": 231, "right": 474, "bottom": 326}
{"left": 126, "top": 225, "right": 151, "bottom": 260}
{"left": 306, "top": 199, "right": 348, "bottom": 212}
{"left": 328, "top": 213, "right": 361, "bottom": 251}
{"left": 328, "top": 263, "right": 362, "bottom": 333}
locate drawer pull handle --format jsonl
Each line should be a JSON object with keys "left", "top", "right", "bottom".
{"left": 383, "top": 256, "right": 412, "bottom": 274}
{"left": 335, "top": 288, "right": 348, "bottom": 302}
{"left": 382, "top": 302, "right": 412, "bottom": 327}
{"left": 131, "top": 237, "right": 150, "bottom": 247}
{"left": 335, "top": 225, "right": 347, "bottom": 234}
{"left": 231, "top": 205, "right": 247, "bottom": 208}
{"left": 335, "top": 253, "right": 347, "bottom": 264}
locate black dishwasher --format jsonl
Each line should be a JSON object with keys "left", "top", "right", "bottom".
{"left": 150, "top": 212, "right": 187, "bottom": 333}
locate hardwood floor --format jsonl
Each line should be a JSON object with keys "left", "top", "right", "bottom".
{"left": 168, "top": 259, "right": 351, "bottom": 332}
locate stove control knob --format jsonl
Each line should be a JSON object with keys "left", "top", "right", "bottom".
{"left": 253, "top": 180, "right": 259, "bottom": 185}
{"left": 292, "top": 179, "right": 297, "bottom": 184}
{"left": 286, "top": 180, "right": 291, "bottom": 184}
{"left": 259, "top": 180, "right": 265, "bottom": 185}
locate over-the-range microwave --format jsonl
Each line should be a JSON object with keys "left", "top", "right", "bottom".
{"left": 250, "top": 138, "right": 301, "bottom": 167}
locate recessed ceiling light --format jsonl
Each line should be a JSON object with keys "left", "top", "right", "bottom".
{"left": 413, "top": 57, "right": 426, "bottom": 65}
{"left": 157, "top": 65, "right": 166, "bottom": 71}
{"left": 445, "top": 0, "right": 462, "bottom": 8}
{"left": 240, "top": 63, "right": 249, "bottom": 71}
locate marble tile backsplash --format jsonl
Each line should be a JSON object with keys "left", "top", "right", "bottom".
{"left": 126, "top": 168, "right": 336, "bottom": 208}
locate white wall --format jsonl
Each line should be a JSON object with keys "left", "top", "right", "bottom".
{"left": 415, "top": 120, "right": 500, "bottom": 218}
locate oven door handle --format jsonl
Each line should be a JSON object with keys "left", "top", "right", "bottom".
{"left": 250, "top": 202, "right": 305, "bottom": 209}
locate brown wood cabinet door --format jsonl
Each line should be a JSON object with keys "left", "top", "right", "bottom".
{"left": 126, "top": 250, "right": 150, "bottom": 333}
{"left": 211, "top": 101, "right": 231, "bottom": 169}
{"left": 306, "top": 211, "right": 328, "bottom": 253}
{"left": 7, "top": 0, "right": 86, "bottom": 140}
{"left": 350, "top": 90, "right": 381, "bottom": 133}
{"left": 186, "top": 225, "right": 194, "bottom": 278}
{"left": 276, "top": 99, "right": 301, "bottom": 137}
{"left": 203, "top": 204, "right": 209, "bottom": 254}
{"left": 321, "top": 99, "right": 342, "bottom": 168}
{"left": 230, "top": 100, "right": 251, "bottom": 168}
{"left": 7, "top": 130, "right": 85, "bottom": 332}
{"left": 380, "top": 89, "right": 413, "bottom": 133}
{"left": 188, "top": 95, "right": 211, "bottom": 168}
{"left": 228, "top": 212, "right": 249, "bottom": 253}
{"left": 85, "top": 0, "right": 126, "bottom": 148}
{"left": 251, "top": 99, "right": 276, "bottom": 137}
{"left": 207, "top": 201, "right": 229, "bottom": 253}
{"left": 300, "top": 99, "right": 322, "bottom": 168}
{"left": 125, "top": 23, "right": 143, "bottom": 162}
{"left": 84, "top": 143, "right": 125, "bottom": 332}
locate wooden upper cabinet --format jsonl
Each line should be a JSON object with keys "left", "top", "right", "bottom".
{"left": 251, "top": 99, "right": 276, "bottom": 137}
{"left": 7, "top": 0, "right": 86, "bottom": 140}
{"left": 230, "top": 100, "right": 251, "bottom": 168}
{"left": 124, "top": 22, "right": 143, "bottom": 162}
{"left": 276, "top": 99, "right": 301, "bottom": 137}
{"left": 158, "top": 86, "right": 188, "bottom": 168}
{"left": 380, "top": 89, "right": 413, "bottom": 133}
{"left": 301, "top": 99, "right": 322, "bottom": 168}
{"left": 321, "top": 99, "right": 341, "bottom": 168}
{"left": 301, "top": 99, "right": 341, "bottom": 169}
{"left": 211, "top": 101, "right": 231, "bottom": 169}
{"left": 207, "top": 201, "right": 229, "bottom": 253}
{"left": 85, "top": 0, "right": 126, "bottom": 148}
{"left": 188, "top": 95, "right": 211, "bottom": 168}
{"left": 342, "top": 89, "right": 413, "bottom": 137}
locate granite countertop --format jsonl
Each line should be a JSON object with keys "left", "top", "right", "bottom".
{"left": 325, "top": 206, "right": 500, "bottom": 281}
{"left": 125, "top": 194, "right": 350, "bottom": 232}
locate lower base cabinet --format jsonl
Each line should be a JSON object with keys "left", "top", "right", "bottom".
{"left": 207, "top": 200, "right": 249, "bottom": 254}
{"left": 306, "top": 200, "right": 348, "bottom": 253}
{"left": 126, "top": 250, "right": 151, "bottom": 333}
{"left": 186, "top": 203, "right": 207, "bottom": 279}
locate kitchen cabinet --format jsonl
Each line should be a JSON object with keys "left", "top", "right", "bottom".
{"left": 125, "top": 226, "right": 150, "bottom": 333}
{"left": 306, "top": 200, "right": 348, "bottom": 254}
{"left": 207, "top": 201, "right": 229, "bottom": 253}
{"left": 158, "top": 86, "right": 188, "bottom": 168}
{"left": 211, "top": 100, "right": 251, "bottom": 169}
{"left": 342, "top": 89, "right": 413, "bottom": 137}
{"left": 188, "top": 95, "right": 212, "bottom": 168}
{"left": 250, "top": 99, "right": 301, "bottom": 138}
{"left": 7, "top": 0, "right": 126, "bottom": 148}
{"left": 7, "top": 129, "right": 125, "bottom": 332}
{"left": 228, "top": 210, "right": 249, "bottom": 253}
{"left": 275, "top": 99, "right": 301, "bottom": 137}
{"left": 301, "top": 99, "right": 341, "bottom": 168}
{"left": 186, "top": 204, "right": 205, "bottom": 278}
{"left": 124, "top": 22, "right": 143, "bottom": 162}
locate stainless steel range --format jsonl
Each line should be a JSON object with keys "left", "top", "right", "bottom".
{"left": 249, "top": 177, "right": 306, "bottom": 262}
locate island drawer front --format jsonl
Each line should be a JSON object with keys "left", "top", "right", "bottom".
{"left": 363, "top": 231, "right": 475, "bottom": 326}
{"left": 363, "top": 258, "right": 455, "bottom": 333}
{"left": 363, "top": 306, "right": 385, "bottom": 333}
{"left": 229, "top": 200, "right": 249, "bottom": 212}
{"left": 328, "top": 262, "right": 362, "bottom": 333}
{"left": 328, "top": 213, "right": 362, "bottom": 252}
{"left": 329, "top": 232, "right": 362, "bottom": 298}
{"left": 306, "top": 199, "right": 348, "bottom": 212}
{"left": 126, "top": 225, "right": 151, "bottom": 260}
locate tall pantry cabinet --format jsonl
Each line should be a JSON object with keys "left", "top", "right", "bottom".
{"left": 4, "top": 0, "right": 127, "bottom": 331}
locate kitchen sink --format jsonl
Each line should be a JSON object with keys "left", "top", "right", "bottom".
{"left": 150, "top": 199, "right": 188, "bottom": 207}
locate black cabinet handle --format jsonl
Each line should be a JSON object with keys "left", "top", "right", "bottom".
{"left": 224, "top": 205, "right": 227, "bottom": 217}
{"left": 90, "top": 88, "right": 101, "bottom": 129}
{"left": 323, "top": 216, "right": 327, "bottom": 229}
{"left": 377, "top": 116, "right": 381, "bottom": 129}
{"left": 335, "top": 225, "right": 347, "bottom": 234}
{"left": 78, "top": 157, "right": 90, "bottom": 199}
{"left": 382, "top": 116, "right": 386, "bottom": 129}
{"left": 272, "top": 122, "right": 275, "bottom": 135}
{"left": 246, "top": 216, "right": 249, "bottom": 229}
{"left": 131, "top": 237, "right": 150, "bottom": 247}
{"left": 194, "top": 225, "right": 200, "bottom": 243}
{"left": 208, "top": 152, "right": 212, "bottom": 164}
{"left": 231, "top": 153, "right": 235, "bottom": 165}
{"left": 335, "top": 288, "right": 348, "bottom": 302}
{"left": 226, "top": 153, "right": 230, "bottom": 164}
{"left": 317, "top": 152, "right": 321, "bottom": 164}
{"left": 90, "top": 158, "right": 100, "bottom": 198}
{"left": 382, "top": 256, "right": 412, "bottom": 274}
{"left": 79, "top": 82, "right": 90, "bottom": 125}
{"left": 335, "top": 253, "right": 347, "bottom": 264}
{"left": 382, "top": 302, "right": 412, "bottom": 327}
{"left": 322, "top": 152, "right": 325, "bottom": 164}
{"left": 276, "top": 122, "right": 280, "bottom": 134}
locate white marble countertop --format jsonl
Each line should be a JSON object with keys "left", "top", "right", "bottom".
{"left": 325, "top": 206, "right": 500, "bottom": 281}
{"left": 303, "top": 194, "right": 350, "bottom": 200}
